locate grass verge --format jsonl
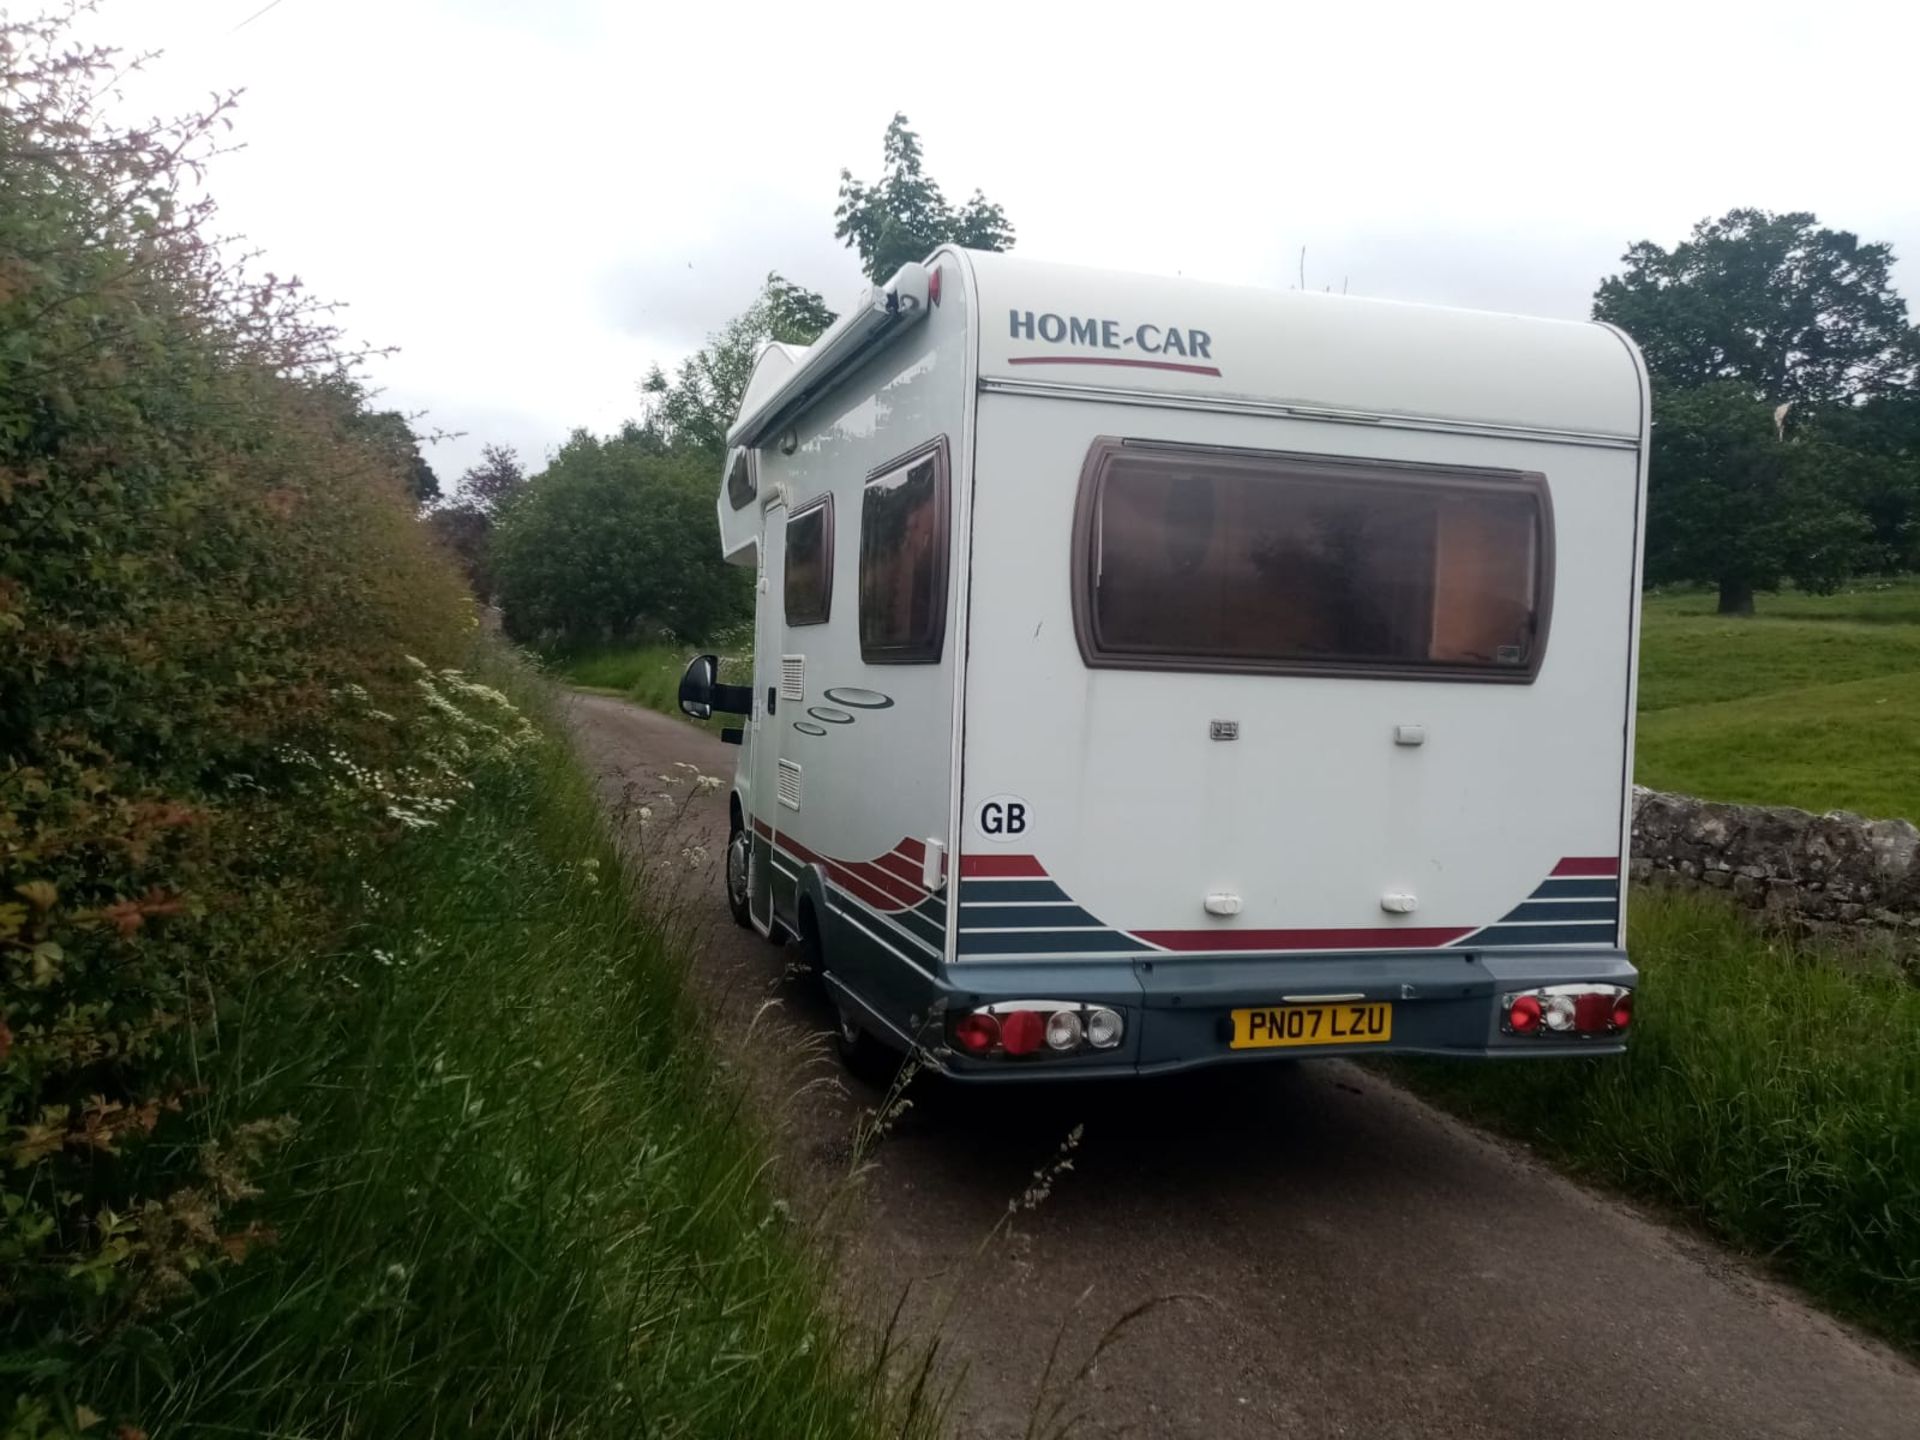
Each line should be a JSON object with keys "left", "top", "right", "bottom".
{"left": 98, "top": 660, "right": 932, "bottom": 1439}
{"left": 1387, "top": 886, "right": 1920, "bottom": 1354}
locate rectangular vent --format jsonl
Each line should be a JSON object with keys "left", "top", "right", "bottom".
{"left": 776, "top": 759, "right": 802, "bottom": 810}
{"left": 780, "top": 655, "right": 805, "bottom": 703}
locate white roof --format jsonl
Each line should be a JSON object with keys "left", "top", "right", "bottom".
{"left": 962, "top": 250, "right": 1645, "bottom": 441}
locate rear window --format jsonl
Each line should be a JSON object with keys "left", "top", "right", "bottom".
{"left": 859, "top": 438, "right": 950, "bottom": 663}
{"left": 1074, "top": 439, "right": 1552, "bottom": 680}
{"left": 784, "top": 496, "right": 833, "bottom": 626}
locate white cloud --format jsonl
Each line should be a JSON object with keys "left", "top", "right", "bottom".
{"left": 75, "top": 0, "right": 1920, "bottom": 482}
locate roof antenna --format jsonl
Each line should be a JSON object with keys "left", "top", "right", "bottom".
{"left": 1298, "top": 245, "right": 1307, "bottom": 290}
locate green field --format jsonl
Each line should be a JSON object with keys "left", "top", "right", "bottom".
{"left": 1637, "top": 580, "right": 1920, "bottom": 819}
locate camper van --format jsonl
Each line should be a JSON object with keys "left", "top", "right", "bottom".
{"left": 677, "top": 250, "right": 1648, "bottom": 1081}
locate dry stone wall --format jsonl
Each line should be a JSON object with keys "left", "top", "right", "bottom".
{"left": 1631, "top": 787, "right": 1920, "bottom": 938}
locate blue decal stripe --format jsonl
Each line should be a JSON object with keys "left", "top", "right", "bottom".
{"left": 1498, "top": 900, "right": 1620, "bottom": 923}
{"left": 1471, "top": 922, "right": 1619, "bottom": 947}
{"left": 959, "top": 878, "right": 1071, "bottom": 904}
{"left": 1529, "top": 878, "right": 1620, "bottom": 900}
{"left": 890, "top": 905, "right": 947, "bottom": 949}
{"left": 956, "top": 929, "right": 1152, "bottom": 956}
{"left": 958, "top": 903, "right": 1104, "bottom": 929}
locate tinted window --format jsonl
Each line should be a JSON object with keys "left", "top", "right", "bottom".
{"left": 1076, "top": 439, "right": 1550, "bottom": 679}
{"left": 727, "top": 449, "right": 756, "bottom": 510}
{"left": 859, "top": 439, "right": 950, "bottom": 663}
{"left": 784, "top": 497, "right": 833, "bottom": 626}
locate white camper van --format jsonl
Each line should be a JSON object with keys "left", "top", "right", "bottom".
{"left": 677, "top": 250, "right": 1647, "bottom": 1080}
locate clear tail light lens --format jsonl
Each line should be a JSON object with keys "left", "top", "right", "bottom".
{"left": 1044, "top": 1010, "right": 1083, "bottom": 1051}
{"left": 1086, "top": 1007, "right": 1124, "bottom": 1049}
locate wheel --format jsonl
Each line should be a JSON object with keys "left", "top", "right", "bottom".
{"left": 724, "top": 825, "right": 752, "bottom": 929}
{"left": 833, "top": 998, "right": 905, "bottom": 1090}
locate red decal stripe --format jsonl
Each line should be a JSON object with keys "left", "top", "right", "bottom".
{"left": 1135, "top": 927, "right": 1475, "bottom": 952}
{"left": 893, "top": 837, "right": 927, "bottom": 861}
{"left": 960, "top": 853, "right": 1048, "bottom": 877}
{"left": 1007, "top": 355, "right": 1222, "bottom": 378}
{"left": 827, "top": 863, "right": 909, "bottom": 914}
{"left": 1552, "top": 856, "right": 1621, "bottom": 877}
{"left": 846, "top": 860, "right": 923, "bottom": 908}
{"left": 870, "top": 851, "right": 926, "bottom": 888}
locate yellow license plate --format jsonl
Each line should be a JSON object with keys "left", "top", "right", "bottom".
{"left": 1229, "top": 1002, "right": 1393, "bottom": 1049}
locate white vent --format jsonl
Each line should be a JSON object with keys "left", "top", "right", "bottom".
{"left": 780, "top": 655, "right": 805, "bottom": 703}
{"left": 776, "top": 759, "right": 802, "bottom": 810}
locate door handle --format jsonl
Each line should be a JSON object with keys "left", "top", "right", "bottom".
{"left": 766, "top": 686, "right": 776, "bottom": 716}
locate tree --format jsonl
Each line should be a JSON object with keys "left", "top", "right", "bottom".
{"left": 489, "top": 431, "right": 750, "bottom": 646}
{"left": 639, "top": 273, "right": 836, "bottom": 458}
{"left": 426, "top": 444, "right": 527, "bottom": 597}
{"left": 835, "top": 113, "right": 1015, "bottom": 283}
{"left": 1594, "top": 209, "right": 1919, "bottom": 405}
{"left": 351, "top": 409, "right": 441, "bottom": 505}
{"left": 1646, "top": 383, "right": 1876, "bottom": 613}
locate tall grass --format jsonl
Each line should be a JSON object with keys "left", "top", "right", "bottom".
{"left": 99, "top": 667, "right": 934, "bottom": 1439}
{"left": 1392, "top": 886, "right": 1920, "bottom": 1352}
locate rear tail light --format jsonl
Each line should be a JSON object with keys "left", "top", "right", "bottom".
{"left": 946, "top": 1002, "right": 1126, "bottom": 1061}
{"left": 1000, "top": 1009, "right": 1045, "bottom": 1056}
{"left": 1044, "top": 1010, "right": 1083, "bottom": 1052}
{"left": 952, "top": 1012, "right": 999, "bottom": 1056}
{"left": 1500, "top": 985, "right": 1633, "bottom": 1040}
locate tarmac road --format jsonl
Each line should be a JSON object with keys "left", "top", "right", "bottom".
{"left": 564, "top": 690, "right": 1920, "bottom": 1440}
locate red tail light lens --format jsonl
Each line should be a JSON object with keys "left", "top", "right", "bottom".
{"left": 1572, "top": 992, "right": 1613, "bottom": 1033}
{"left": 1611, "top": 993, "right": 1634, "bottom": 1031}
{"left": 999, "top": 1009, "right": 1045, "bottom": 1056}
{"left": 952, "top": 1012, "right": 1000, "bottom": 1056}
{"left": 1508, "top": 995, "right": 1543, "bottom": 1034}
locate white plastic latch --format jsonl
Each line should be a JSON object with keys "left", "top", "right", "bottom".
{"left": 1380, "top": 892, "right": 1419, "bottom": 914}
{"left": 921, "top": 839, "right": 946, "bottom": 891}
{"left": 1204, "top": 892, "right": 1243, "bottom": 917}
{"left": 1394, "top": 724, "right": 1426, "bottom": 747}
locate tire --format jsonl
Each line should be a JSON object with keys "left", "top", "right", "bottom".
{"left": 833, "top": 999, "right": 905, "bottom": 1090}
{"left": 798, "top": 903, "right": 900, "bottom": 1086}
{"left": 724, "top": 825, "right": 752, "bottom": 930}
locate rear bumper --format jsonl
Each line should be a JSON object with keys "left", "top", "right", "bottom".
{"left": 925, "top": 948, "right": 1637, "bottom": 1082}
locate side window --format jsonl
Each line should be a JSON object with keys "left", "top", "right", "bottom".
{"left": 1074, "top": 438, "right": 1551, "bottom": 680}
{"left": 859, "top": 438, "right": 951, "bottom": 664}
{"left": 727, "top": 449, "right": 756, "bottom": 510}
{"left": 784, "top": 496, "right": 833, "bottom": 627}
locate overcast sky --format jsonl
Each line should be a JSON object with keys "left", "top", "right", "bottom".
{"left": 76, "top": 0, "right": 1920, "bottom": 486}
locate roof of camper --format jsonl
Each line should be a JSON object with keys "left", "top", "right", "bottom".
{"left": 959, "top": 250, "right": 1644, "bottom": 442}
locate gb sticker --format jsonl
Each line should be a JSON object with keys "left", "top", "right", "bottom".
{"left": 974, "top": 794, "right": 1031, "bottom": 842}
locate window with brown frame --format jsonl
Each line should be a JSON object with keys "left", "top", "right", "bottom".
{"left": 1074, "top": 439, "right": 1552, "bottom": 680}
{"left": 859, "top": 438, "right": 950, "bottom": 663}
{"left": 726, "top": 448, "right": 756, "bottom": 510}
{"left": 784, "top": 496, "right": 833, "bottom": 626}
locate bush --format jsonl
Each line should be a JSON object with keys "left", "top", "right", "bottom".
{"left": 490, "top": 431, "right": 749, "bottom": 648}
{"left": 1, "top": 14, "right": 472, "bottom": 1426}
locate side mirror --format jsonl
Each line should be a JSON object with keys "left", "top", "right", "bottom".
{"left": 678, "top": 654, "right": 717, "bottom": 719}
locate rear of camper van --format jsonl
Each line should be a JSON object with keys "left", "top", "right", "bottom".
{"left": 694, "top": 248, "right": 1648, "bottom": 1081}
